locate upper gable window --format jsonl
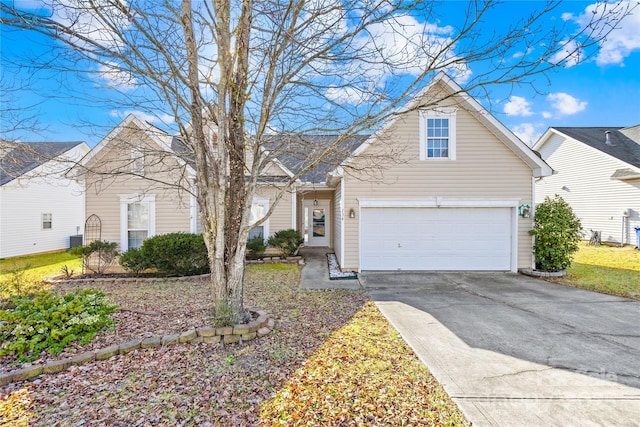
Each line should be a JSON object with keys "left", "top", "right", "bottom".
{"left": 131, "top": 149, "right": 145, "bottom": 176}
{"left": 420, "top": 108, "right": 457, "bottom": 160}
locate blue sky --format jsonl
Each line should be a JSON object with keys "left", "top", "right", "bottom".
{"left": 1, "top": 0, "right": 639, "bottom": 147}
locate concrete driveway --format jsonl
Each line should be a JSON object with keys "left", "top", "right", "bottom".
{"left": 360, "top": 272, "right": 640, "bottom": 427}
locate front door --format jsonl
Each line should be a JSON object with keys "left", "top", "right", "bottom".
{"left": 303, "top": 200, "right": 330, "bottom": 247}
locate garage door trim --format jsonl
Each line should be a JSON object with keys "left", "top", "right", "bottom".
{"left": 357, "top": 197, "right": 519, "bottom": 273}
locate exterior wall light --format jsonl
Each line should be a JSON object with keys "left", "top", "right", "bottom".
{"left": 349, "top": 209, "right": 356, "bottom": 219}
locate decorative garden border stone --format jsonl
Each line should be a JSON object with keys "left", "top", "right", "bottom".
{"left": 519, "top": 268, "right": 567, "bottom": 278}
{"left": 0, "top": 309, "right": 275, "bottom": 386}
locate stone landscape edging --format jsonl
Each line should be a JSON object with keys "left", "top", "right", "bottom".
{"left": 0, "top": 309, "right": 276, "bottom": 386}
{"left": 519, "top": 268, "right": 567, "bottom": 278}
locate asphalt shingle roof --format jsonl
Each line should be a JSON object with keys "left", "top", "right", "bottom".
{"left": 552, "top": 127, "right": 640, "bottom": 169}
{"left": 0, "top": 141, "right": 84, "bottom": 186}
{"left": 266, "top": 134, "right": 370, "bottom": 183}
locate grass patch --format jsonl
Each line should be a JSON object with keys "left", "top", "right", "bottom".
{"left": 551, "top": 243, "right": 640, "bottom": 299}
{"left": 260, "top": 302, "right": 469, "bottom": 426}
{"left": 0, "top": 252, "right": 82, "bottom": 282}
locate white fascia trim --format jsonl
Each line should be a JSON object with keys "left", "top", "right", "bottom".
{"left": 291, "top": 188, "right": 297, "bottom": 229}
{"left": 190, "top": 182, "right": 198, "bottom": 234}
{"left": 357, "top": 197, "right": 520, "bottom": 208}
{"left": 339, "top": 178, "right": 346, "bottom": 268}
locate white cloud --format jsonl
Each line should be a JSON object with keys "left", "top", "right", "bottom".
{"left": 549, "top": 39, "right": 582, "bottom": 68}
{"left": 52, "top": 0, "right": 131, "bottom": 51}
{"left": 542, "top": 111, "right": 553, "bottom": 119}
{"left": 504, "top": 96, "right": 533, "bottom": 117}
{"left": 349, "top": 14, "right": 469, "bottom": 85}
{"left": 325, "top": 86, "right": 372, "bottom": 104}
{"left": 110, "top": 110, "right": 175, "bottom": 125}
{"left": 563, "top": 1, "right": 640, "bottom": 67}
{"left": 546, "top": 92, "right": 587, "bottom": 116}
{"left": 97, "top": 62, "right": 137, "bottom": 90}
{"left": 512, "top": 123, "right": 542, "bottom": 147}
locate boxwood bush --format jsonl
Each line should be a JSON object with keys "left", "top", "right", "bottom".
{"left": 0, "top": 289, "right": 118, "bottom": 362}
{"left": 138, "top": 233, "right": 209, "bottom": 276}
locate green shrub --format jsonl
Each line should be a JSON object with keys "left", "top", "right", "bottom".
{"left": 76, "top": 240, "right": 119, "bottom": 274}
{"left": 246, "top": 236, "right": 267, "bottom": 259}
{"left": 141, "top": 233, "right": 209, "bottom": 276}
{"left": 0, "top": 289, "right": 118, "bottom": 361}
{"left": 119, "top": 247, "right": 150, "bottom": 275}
{"left": 268, "top": 229, "right": 304, "bottom": 257}
{"left": 530, "top": 195, "right": 582, "bottom": 272}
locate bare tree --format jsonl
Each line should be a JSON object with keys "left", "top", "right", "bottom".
{"left": 0, "top": 0, "right": 633, "bottom": 323}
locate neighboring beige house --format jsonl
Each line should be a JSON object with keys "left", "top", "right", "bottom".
{"left": 78, "top": 72, "right": 552, "bottom": 272}
{"left": 534, "top": 126, "right": 640, "bottom": 246}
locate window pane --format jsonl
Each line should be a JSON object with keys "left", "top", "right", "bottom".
{"left": 42, "top": 213, "right": 52, "bottom": 229}
{"left": 128, "top": 203, "right": 148, "bottom": 230}
{"left": 248, "top": 226, "right": 264, "bottom": 240}
{"left": 128, "top": 230, "right": 148, "bottom": 249}
{"left": 250, "top": 203, "right": 266, "bottom": 223}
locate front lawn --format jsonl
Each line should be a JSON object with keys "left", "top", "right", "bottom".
{"left": 552, "top": 243, "right": 640, "bottom": 299}
{"left": 0, "top": 251, "right": 82, "bottom": 282}
{"left": 1, "top": 264, "right": 468, "bottom": 426}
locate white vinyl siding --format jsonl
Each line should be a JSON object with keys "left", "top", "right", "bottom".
{"left": 536, "top": 132, "right": 640, "bottom": 244}
{"left": 0, "top": 144, "right": 88, "bottom": 258}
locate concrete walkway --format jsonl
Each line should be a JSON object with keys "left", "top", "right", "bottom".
{"left": 361, "top": 272, "right": 640, "bottom": 427}
{"left": 298, "top": 247, "right": 361, "bottom": 290}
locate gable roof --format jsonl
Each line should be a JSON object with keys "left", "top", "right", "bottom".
{"left": 1, "top": 141, "right": 87, "bottom": 186}
{"left": 75, "top": 114, "right": 194, "bottom": 176}
{"left": 536, "top": 127, "right": 640, "bottom": 169}
{"left": 334, "top": 72, "right": 553, "bottom": 179}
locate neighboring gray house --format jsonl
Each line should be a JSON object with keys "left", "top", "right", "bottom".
{"left": 534, "top": 125, "right": 640, "bottom": 245}
{"left": 0, "top": 141, "right": 89, "bottom": 258}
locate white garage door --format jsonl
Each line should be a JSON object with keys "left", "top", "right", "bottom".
{"left": 360, "top": 207, "right": 513, "bottom": 271}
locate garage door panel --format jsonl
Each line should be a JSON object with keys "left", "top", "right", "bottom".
{"left": 360, "top": 207, "right": 513, "bottom": 271}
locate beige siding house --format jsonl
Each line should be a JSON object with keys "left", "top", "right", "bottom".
{"left": 534, "top": 126, "right": 640, "bottom": 245}
{"left": 325, "top": 73, "right": 552, "bottom": 272}
{"left": 77, "top": 73, "right": 551, "bottom": 272}
{"left": 77, "top": 114, "right": 293, "bottom": 253}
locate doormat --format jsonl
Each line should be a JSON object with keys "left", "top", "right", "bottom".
{"left": 327, "top": 253, "right": 358, "bottom": 280}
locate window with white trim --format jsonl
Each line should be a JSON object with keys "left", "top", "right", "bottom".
{"left": 42, "top": 213, "right": 52, "bottom": 230}
{"left": 120, "top": 194, "right": 156, "bottom": 251}
{"left": 249, "top": 198, "right": 269, "bottom": 241}
{"left": 131, "top": 149, "right": 144, "bottom": 176}
{"left": 127, "top": 202, "right": 148, "bottom": 249}
{"left": 420, "top": 109, "right": 457, "bottom": 160}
